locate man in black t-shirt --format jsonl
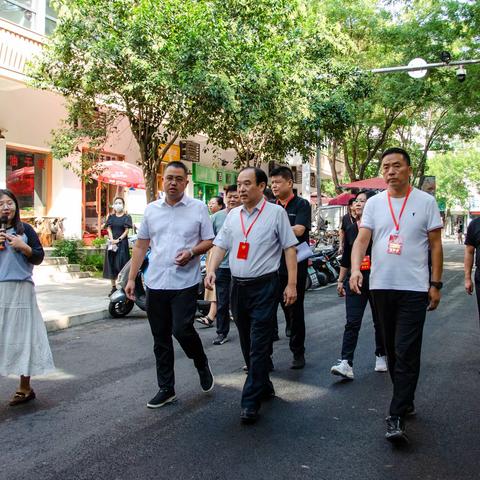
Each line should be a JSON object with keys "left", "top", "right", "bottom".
{"left": 271, "top": 166, "right": 311, "bottom": 369}
{"left": 464, "top": 217, "right": 480, "bottom": 321}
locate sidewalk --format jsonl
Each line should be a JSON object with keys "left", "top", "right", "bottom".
{"left": 35, "top": 278, "right": 126, "bottom": 332}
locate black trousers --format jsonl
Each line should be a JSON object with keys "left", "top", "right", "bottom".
{"left": 146, "top": 286, "right": 208, "bottom": 391}
{"left": 215, "top": 268, "right": 232, "bottom": 336}
{"left": 371, "top": 290, "right": 429, "bottom": 418}
{"left": 231, "top": 274, "right": 279, "bottom": 409}
{"left": 341, "top": 277, "right": 385, "bottom": 364}
{"left": 475, "top": 270, "right": 480, "bottom": 324}
{"left": 278, "top": 263, "right": 308, "bottom": 357}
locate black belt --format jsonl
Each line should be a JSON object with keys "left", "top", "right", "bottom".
{"left": 232, "top": 272, "right": 278, "bottom": 286}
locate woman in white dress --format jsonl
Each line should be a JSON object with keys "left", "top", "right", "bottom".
{"left": 0, "top": 189, "right": 55, "bottom": 406}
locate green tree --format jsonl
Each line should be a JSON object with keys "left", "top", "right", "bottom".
{"left": 426, "top": 143, "right": 480, "bottom": 211}
{"left": 31, "top": 0, "right": 243, "bottom": 202}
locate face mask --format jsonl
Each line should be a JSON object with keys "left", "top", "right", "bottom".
{"left": 113, "top": 203, "right": 124, "bottom": 212}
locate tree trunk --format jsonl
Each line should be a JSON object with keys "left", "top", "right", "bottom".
{"left": 328, "top": 139, "right": 342, "bottom": 194}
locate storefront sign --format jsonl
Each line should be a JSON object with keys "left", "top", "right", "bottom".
{"left": 159, "top": 144, "right": 181, "bottom": 162}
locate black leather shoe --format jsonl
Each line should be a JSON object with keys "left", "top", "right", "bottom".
{"left": 291, "top": 355, "right": 305, "bottom": 369}
{"left": 405, "top": 404, "right": 416, "bottom": 417}
{"left": 198, "top": 363, "right": 214, "bottom": 392}
{"left": 146, "top": 389, "right": 176, "bottom": 409}
{"left": 385, "top": 416, "right": 408, "bottom": 443}
{"left": 240, "top": 407, "right": 259, "bottom": 424}
{"left": 260, "top": 388, "right": 275, "bottom": 401}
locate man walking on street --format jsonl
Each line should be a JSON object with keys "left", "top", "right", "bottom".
{"left": 350, "top": 147, "right": 443, "bottom": 443}
{"left": 126, "top": 161, "right": 215, "bottom": 409}
{"left": 205, "top": 167, "right": 298, "bottom": 424}
{"left": 270, "top": 166, "right": 311, "bottom": 369}
{"left": 211, "top": 185, "right": 242, "bottom": 345}
{"left": 464, "top": 216, "right": 480, "bottom": 321}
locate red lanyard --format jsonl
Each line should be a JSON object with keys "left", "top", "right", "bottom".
{"left": 240, "top": 200, "right": 267, "bottom": 240}
{"left": 276, "top": 194, "right": 295, "bottom": 210}
{"left": 387, "top": 187, "right": 412, "bottom": 232}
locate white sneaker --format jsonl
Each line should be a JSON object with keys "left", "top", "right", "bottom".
{"left": 375, "top": 355, "right": 388, "bottom": 372}
{"left": 331, "top": 360, "right": 354, "bottom": 379}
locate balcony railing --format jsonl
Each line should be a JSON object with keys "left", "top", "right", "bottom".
{"left": 0, "top": 18, "right": 44, "bottom": 83}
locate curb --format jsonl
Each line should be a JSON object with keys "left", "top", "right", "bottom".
{"left": 44, "top": 309, "right": 110, "bottom": 333}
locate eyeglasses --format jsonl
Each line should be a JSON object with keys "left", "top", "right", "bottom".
{"left": 165, "top": 176, "right": 186, "bottom": 183}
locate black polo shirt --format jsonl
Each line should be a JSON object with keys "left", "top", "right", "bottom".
{"left": 341, "top": 212, "right": 356, "bottom": 232}
{"left": 278, "top": 194, "right": 311, "bottom": 276}
{"left": 465, "top": 218, "right": 480, "bottom": 269}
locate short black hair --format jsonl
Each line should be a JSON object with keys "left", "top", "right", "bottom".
{"left": 225, "top": 184, "right": 237, "bottom": 194}
{"left": 211, "top": 196, "right": 225, "bottom": 208}
{"left": 113, "top": 197, "right": 125, "bottom": 205}
{"left": 270, "top": 166, "right": 294, "bottom": 182}
{"left": 165, "top": 161, "right": 189, "bottom": 175}
{"left": 381, "top": 147, "right": 411, "bottom": 166}
{"left": 239, "top": 167, "right": 268, "bottom": 187}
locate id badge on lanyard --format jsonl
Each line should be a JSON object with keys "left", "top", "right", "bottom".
{"left": 237, "top": 200, "right": 267, "bottom": 261}
{"left": 386, "top": 188, "right": 411, "bottom": 256}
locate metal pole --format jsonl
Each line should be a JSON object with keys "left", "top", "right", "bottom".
{"left": 371, "top": 58, "right": 480, "bottom": 74}
{"left": 315, "top": 131, "right": 322, "bottom": 230}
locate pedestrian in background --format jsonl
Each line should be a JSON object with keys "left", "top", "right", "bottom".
{"left": 205, "top": 167, "right": 298, "bottom": 424}
{"left": 457, "top": 219, "right": 464, "bottom": 244}
{"left": 350, "top": 147, "right": 443, "bottom": 443}
{"left": 0, "top": 189, "right": 55, "bottom": 406}
{"left": 209, "top": 184, "right": 242, "bottom": 345}
{"left": 270, "top": 166, "right": 311, "bottom": 369}
{"left": 338, "top": 197, "right": 356, "bottom": 255}
{"left": 103, "top": 197, "right": 132, "bottom": 296}
{"left": 126, "top": 162, "right": 215, "bottom": 409}
{"left": 197, "top": 196, "right": 226, "bottom": 327}
{"left": 464, "top": 216, "right": 480, "bottom": 321}
{"left": 331, "top": 190, "right": 387, "bottom": 380}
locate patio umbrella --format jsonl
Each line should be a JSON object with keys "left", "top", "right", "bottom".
{"left": 341, "top": 177, "right": 387, "bottom": 190}
{"left": 90, "top": 161, "right": 145, "bottom": 189}
{"left": 328, "top": 192, "right": 356, "bottom": 206}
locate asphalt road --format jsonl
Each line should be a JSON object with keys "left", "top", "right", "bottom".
{"left": 0, "top": 243, "right": 478, "bottom": 480}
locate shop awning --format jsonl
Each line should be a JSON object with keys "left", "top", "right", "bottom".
{"left": 328, "top": 192, "right": 355, "bottom": 206}
{"left": 90, "top": 161, "right": 145, "bottom": 189}
{"left": 341, "top": 177, "right": 387, "bottom": 190}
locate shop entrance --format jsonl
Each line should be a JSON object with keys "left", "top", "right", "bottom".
{"left": 194, "top": 183, "right": 218, "bottom": 203}
{"left": 81, "top": 150, "right": 125, "bottom": 240}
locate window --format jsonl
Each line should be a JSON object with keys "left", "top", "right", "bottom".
{"left": 44, "top": 0, "right": 56, "bottom": 35}
{"left": 0, "top": 1, "right": 57, "bottom": 35}
{"left": 0, "top": 0, "right": 36, "bottom": 30}
{"left": 6, "top": 149, "right": 47, "bottom": 217}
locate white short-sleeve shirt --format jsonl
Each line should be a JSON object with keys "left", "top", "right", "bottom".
{"left": 137, "top": 195, "right": 214, "bottom": 290}
{"left": 360, "top": 188, "right": 443, "bottom": 292}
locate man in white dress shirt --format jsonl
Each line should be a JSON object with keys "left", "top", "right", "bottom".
{"left": 126, "top": 162, "right": 215, "bottom": 409}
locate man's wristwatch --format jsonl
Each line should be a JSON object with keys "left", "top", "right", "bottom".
{"left": 189, "top": 248, "right": 196, "bottom": 258}
{"left": 430, "top": 281, "right": 443, "bottom": 290}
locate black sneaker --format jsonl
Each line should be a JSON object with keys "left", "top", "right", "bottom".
{"left": 385, "top": 416, "right": 408, "bottom": 443}
{"left": 109, "top": 286, "right": 117, "bottom": 297}
{"left": 240, "top": 407, "right": 259, "bottom": 424}
{"left": 198, "top": 362, "right": 214, "bottom": 392}
{"left": 146, "top": 389, "right": 176, "bottom": 409}
{"left": 291, "top": 354, "right": 305, "bottom": 370}
{"left": 213, "top": 334, "right": 229, "bottom": 345}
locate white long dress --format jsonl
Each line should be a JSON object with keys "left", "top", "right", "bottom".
{"left": 0, "top": 281, "right": 55, "bottom": 376}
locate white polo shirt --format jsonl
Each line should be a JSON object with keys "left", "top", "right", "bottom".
{"left": 361, "top": 188, "right": 443, "bottom": 292}
{"left": 137, "top": 195, "right": 214, "bottom": 290}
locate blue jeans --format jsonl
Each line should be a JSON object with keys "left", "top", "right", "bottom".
{"left": 341, "top": 276, "right": 385, "bottom": 363}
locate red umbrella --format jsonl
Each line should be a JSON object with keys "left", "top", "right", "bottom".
{"left": 90, "top": 161, "right": 145, "bottom": 189}
{"left": 328, "top": 192, "right": 355, "bottom": 206}
{"left": 341, "top": 177, "right": 387, "bottom": 190}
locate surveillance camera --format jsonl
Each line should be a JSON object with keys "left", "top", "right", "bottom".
{"left": 456, "top": 66, "right": 466, "bottom": 82}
